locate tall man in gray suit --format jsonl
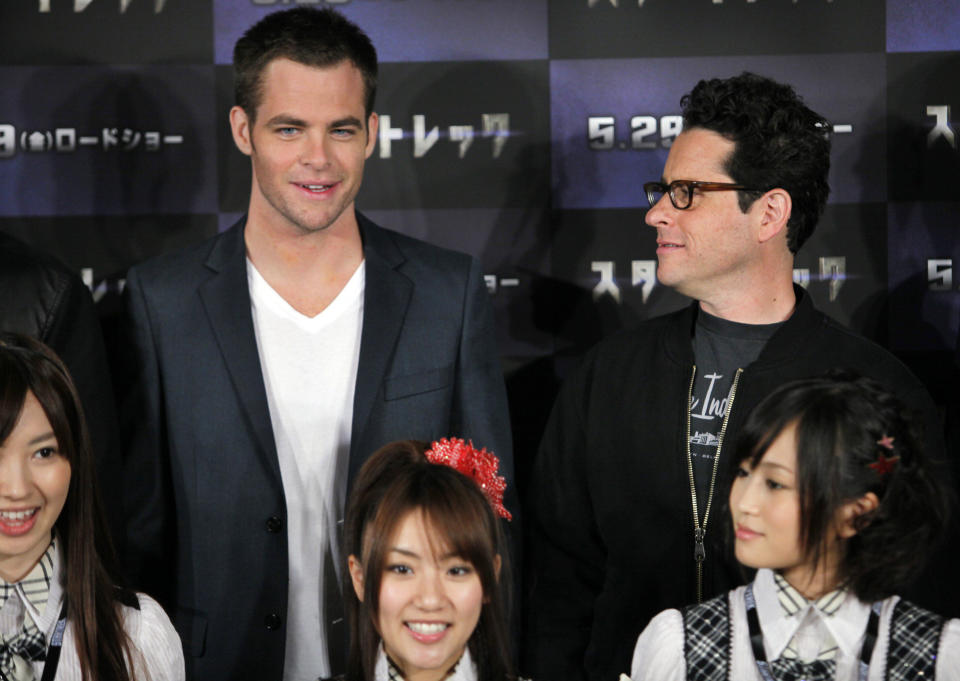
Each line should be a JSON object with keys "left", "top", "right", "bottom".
{"left": 118, "top": 8, "right": 512, "bottom": 681}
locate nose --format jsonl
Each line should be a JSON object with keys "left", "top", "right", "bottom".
{"left": 299, "top": 131, "right": 330, "bottom": 168}
{"left": 731, "top": 473, "right": 760, "bottom": 515}
{"left": 414, "top": 570, "right": 444, "bottom": 611}
{"left": 0, "top": 456, "right": 30, "bottom": 500}
{"left": 644, "top": 192, "right": 673, "bottom": 229}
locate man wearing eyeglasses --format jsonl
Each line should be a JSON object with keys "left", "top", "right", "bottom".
{"left": 523, "top": 72, "right": 949, "bottom": 681}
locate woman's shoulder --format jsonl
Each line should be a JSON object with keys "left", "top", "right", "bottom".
{"left": 879, "top": 598, "right": 960, "bottom": 678}
{"left": 121, "top": 591, "right": 185, "bottom": 681}
{"left": 629, "top": 608, "right": 685, "bottom": 681}
{"left": 121, "top": 591, "right": 169, "bottom": 624}
{"left": 939, "top": 616, "right": 960, "bottom": 663}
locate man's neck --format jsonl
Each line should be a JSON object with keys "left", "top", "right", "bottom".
{"left": 698, "top": 276, "right": 796, "bottom": 325}
{"left": 244, "top": 211, "right": 364, "bottom": 318}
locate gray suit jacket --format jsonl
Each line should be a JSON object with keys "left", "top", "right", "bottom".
{"left": 118, "top": 213, "right": 513, "bottom": 681}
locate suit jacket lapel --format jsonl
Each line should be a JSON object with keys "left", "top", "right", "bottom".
{"left": 350, "top": 214, "right": 412, "bottom": 465}
{"left": 198, "top": 219, "right": 281, "bottom": 480}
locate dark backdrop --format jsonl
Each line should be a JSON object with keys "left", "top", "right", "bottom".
{"left": 1, "top": 0, "right": 958, "bottom": 493}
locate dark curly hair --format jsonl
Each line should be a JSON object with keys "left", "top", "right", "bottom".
{"left": 233, "top": 7, "right": 378, "bottom": 122}
{"left": 681, "top": 72, "right": 830, "bottom": 253}
{"left": 729, "top": 372, "right": 949, "bottom": 602}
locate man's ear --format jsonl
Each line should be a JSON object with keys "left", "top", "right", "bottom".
{"left": 229, "top": 105, "right": 253, "bottom": 157}
{"left": 364, "top": 112, "right": 379, "bottom": 160}
{"left": 348, "top": 554, "right": 365, "bottom": 602}
{"left": 836, "top": 492, "right": 880, "bottom": 539}
{"left": 755, "top": 188, "right": 791, "bottom": 244}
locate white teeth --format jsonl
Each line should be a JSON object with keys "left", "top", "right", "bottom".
{"left": 407, "top": 622, "right": 448, "bottom": 635}
{"left": 304, "top": 184, "right": 330, "bottom": 191}
{"left": 0, "top": 509, "right": 37, "bottom": 521}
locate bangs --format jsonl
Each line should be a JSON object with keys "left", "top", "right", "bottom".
{"left": 741, "top": 411, "right": 799, "bottom": 472}
{"left": 365, "top": 467, "right": 497, "bottom": 572}
{"left": 418, "top": 488, "right": 497, "bottom": 570}
{"left": 0, "top": 353, "right": 30, "bottom": 445}
{"left": 361, "top": 462, "right": 501, "bottom": 617}
{"left": 0, "top": 341, "right": 82, "bottom": 467}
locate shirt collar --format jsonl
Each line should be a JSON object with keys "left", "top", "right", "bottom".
{"left": 754, "top": 568, "right": 873, "bottom": 659}
{"left": 773, "top": 571, "right": 847, "bottom": 617}
{"left": 376, "top": 645, "right": 475, "bottom": 681}
{"left": 0, "top": 538, "right": 56, "bottom": 616}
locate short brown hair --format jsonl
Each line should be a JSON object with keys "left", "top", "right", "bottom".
{"left": 233, "top": 7, "right": 378, "bottom": 122}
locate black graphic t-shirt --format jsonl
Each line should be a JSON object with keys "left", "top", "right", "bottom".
{"left": 689, "top": 310, "right": 783, "bottom": 507}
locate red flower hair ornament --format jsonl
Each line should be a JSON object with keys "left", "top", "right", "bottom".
{"left": 425, "top": 438, "right": 512, "bottom": 521}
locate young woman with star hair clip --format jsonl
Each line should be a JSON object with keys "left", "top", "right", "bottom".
{"left": 341, "top": 438, "right": 516, "bottom": 681}
{"left": 0, "top": 333, "right": 183, "bottom": 681}
{"left": 627, "top": 373, "right": 960, "bottom": 681}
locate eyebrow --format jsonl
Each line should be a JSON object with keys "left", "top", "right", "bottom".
{"left": 756, "top": 461, "right": 794, "bottom": 474}
{"left": 330, "top": 116, "right": 364, "bottom": 129}
{"left": 263, "top": 115, "right": 364, "bottom": 131}
{"left": 28, "top": 432, "right": 56, "bottom": 447}
{"left": 387, "top": 547, "right": 463, "bottom": 562}
{"left": 264, "top": 114, "right": 308, "bottom": 128}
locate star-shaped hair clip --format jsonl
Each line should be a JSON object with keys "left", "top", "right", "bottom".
{"left": 868, "top": 435, "right": 899, "bottom": 476}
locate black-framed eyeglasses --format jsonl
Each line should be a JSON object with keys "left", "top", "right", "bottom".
{"left": 643, "top": 180, "right": 761, "bottom": 210}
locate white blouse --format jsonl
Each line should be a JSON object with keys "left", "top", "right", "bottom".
{"left": 12, "top": 543, "right": 184, "bottom": 681}
{"left": 629, "top": 568, "right": 960, "bottom": 681}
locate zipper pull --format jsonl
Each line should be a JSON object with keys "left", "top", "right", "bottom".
{"left": 694, "top": 528, "right": 705, "bottom": 563}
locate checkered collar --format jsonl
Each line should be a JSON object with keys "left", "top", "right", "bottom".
{"left": 0, "top": 538, "right": 56, "bottom": 618}
{"left": 375, "top": 644, "right": 476, "bottom": 681}
{"left": 753, "top": 569, "right": 873, "bottom": 661}
{"left": 773, "top": 570, "right": 847, "bottom": 618}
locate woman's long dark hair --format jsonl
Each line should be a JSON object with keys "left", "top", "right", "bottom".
{"left": 0, "top": 333, "right": 135, "bottom": 681}
{"left": 343, "top": 440, "right": 513, "bottom": 681}
{"left": 729, "top": 372, "right": 950, "bottom": 602}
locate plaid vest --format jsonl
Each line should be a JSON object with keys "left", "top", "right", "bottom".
{"left": 681, "top": 594, "right": 944, "bottom": 681}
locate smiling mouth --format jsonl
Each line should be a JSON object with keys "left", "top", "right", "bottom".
{"left": 406, "top": 622, "right": 449, "bottom": 635}
{"left": 735, "top": 524, "right": 762, "bottom": 539}
{"left": 0, "top": 508, "right": 39, "bottom": 536}
{"left": 296, "top": 182, "right": 335, "bottom": 193}
{"left": 0, "top": 509, "right": 37, "bottom": 521}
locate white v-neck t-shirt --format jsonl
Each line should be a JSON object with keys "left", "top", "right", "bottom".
{"left": 248, "top": 258, "right": 364, "bottom": 681}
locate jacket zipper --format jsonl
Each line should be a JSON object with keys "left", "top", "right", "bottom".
{"left": 685, "top": 365, "right": 743, "bottom": 603}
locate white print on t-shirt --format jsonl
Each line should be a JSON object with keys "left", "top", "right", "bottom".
{"left": 689, "top": 372, "right": 729, "bottom": 422}
{"left": 690, "top": 431, "right": 720, "bottom": 446}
